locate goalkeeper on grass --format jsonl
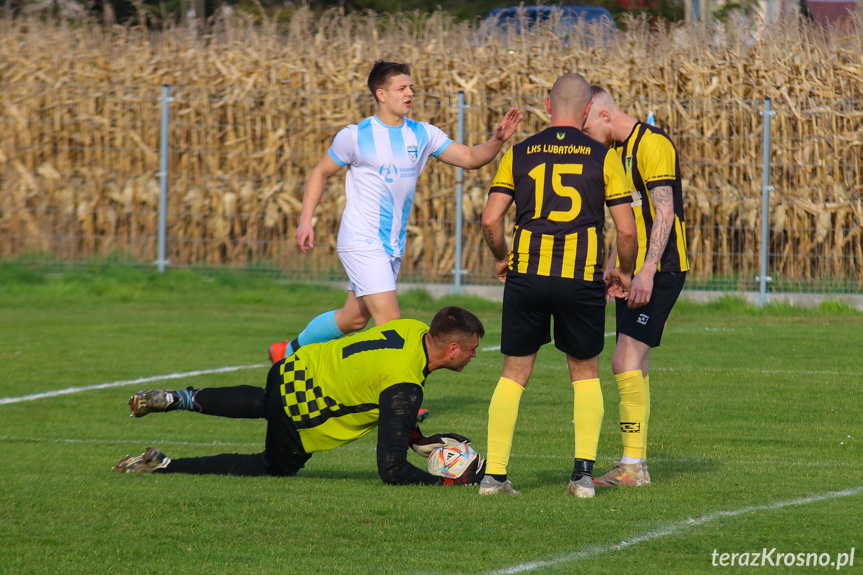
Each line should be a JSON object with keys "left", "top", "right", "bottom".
{"left": 114, "top": 306, "right": 486, "bottom": 486}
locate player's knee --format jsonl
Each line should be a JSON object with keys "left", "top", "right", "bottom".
{"left": 262, "top": 451, "right": 308, "bottom": 477}
{"left": 611, "top": 345, "right": 643, "bottom": 375}
{"left": 344, "top": 314, "right": 371, "bottom": 333}
{"left": 379, "top": 469, "right": 401, "bottom": 485}
{"left": 336, "top": 308, "right": 370, "bottom": 333}
{"left": 611, "top": 355, "right": 628, "bottom": 375}
{"left": 377, "top": 459, "right": 406, "bottom": 485}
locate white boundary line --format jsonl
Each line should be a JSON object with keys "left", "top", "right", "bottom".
{"left": 461, "top": 485, "right": 863, "bottom": 575}
{"left": 4, "top": 359, "right": 862, "bottom": 407}
{"left": 650, "top": 366, "right": 863, "bottom": 377}
{"left": 1, "top": 324, "right": 847, "bottom": 405}
{"left": 0, "top": 364, "right": 266, "bottom": 406}
{"left": 480, "top": 344, "right": 863, "bottom": 378}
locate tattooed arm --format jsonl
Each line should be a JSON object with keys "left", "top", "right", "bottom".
{"left": 481, "top": 192, "right": 514, "bottom": 283}
{"left": 628, "top": 185, "right": 674, "bottom": 308}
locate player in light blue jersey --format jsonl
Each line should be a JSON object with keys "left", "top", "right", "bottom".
{"left": 269, "top": 61, "right": 521, "bottom": 362}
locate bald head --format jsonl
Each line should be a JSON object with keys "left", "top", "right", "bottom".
{"left": 547, "top": 73, "right": 591, "bottom": 127}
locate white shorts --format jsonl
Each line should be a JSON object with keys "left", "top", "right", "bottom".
{"left": 338, "top": 250, "right": 402, "bottom": 297}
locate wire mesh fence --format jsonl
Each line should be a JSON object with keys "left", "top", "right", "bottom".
{"left": 1, "top": 83, "right": 860, "bottom": 294}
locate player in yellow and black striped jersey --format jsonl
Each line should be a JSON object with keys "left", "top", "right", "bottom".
{"left": 478, "top": 73, "right": 638, "bottom": 497}
{"left": 610, "top": 122, "right": 689, "bottom": 277}
{"left": 116, "top": 307, "right": 488, "bottom": 486}
{"left": 580, "top": 85, "right": 690, "bottom": 488}
{"left": 489, "top": 125, "right": 633, "bottom": 282}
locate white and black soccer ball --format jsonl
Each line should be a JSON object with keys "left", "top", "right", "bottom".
{"left": 426, "top": 442, "right": 478, "bottom": 479}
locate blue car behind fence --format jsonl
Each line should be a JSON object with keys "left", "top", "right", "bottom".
{"left": 481, "top": 5, "right": 618, "bottom": 45}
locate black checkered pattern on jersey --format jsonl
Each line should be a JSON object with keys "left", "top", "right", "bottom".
{"left": 280, "top": 357, "right": 376, "bottom": 429}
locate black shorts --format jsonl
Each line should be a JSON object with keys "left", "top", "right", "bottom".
{"left": 500, "top": 271, "right": 606, "bottom": 360}
{"left": 264, "top": 363, "right": 312, "bottom": 476}
{"left": 616, "top": 270, "right": 686, "bottom": 348}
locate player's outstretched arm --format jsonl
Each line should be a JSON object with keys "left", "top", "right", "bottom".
{"left": 295, "top": 154, "right": 343, "bottom": 253}
{"left": 436, "top": 108, "right": 522, "bottom": 169}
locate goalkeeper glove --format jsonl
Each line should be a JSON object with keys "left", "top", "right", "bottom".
{"left": 408, "top": 426, "right": 471, "bottom": 458}
{"left": 441, "top": 455, "right": 486, "bottom": 486}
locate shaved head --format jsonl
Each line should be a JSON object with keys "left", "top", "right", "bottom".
{"left": 582, "top": 84, "right": 626, "bottom": 146}
{"left": 549, "top": 73, "right": 591, "bottom": 120}
{"left": 589, "top": 85, "right": 616, "bottom": 110}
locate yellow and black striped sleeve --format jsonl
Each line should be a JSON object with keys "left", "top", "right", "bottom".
{"left": 490, "top": 147, "right": 515, "bottom": 194}
{"left": 638, "top": 132, "right": 679, "bottom": 187}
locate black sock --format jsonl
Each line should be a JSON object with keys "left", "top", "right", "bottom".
{"left": 490, "top": 473, "right": 507, "bottom": 482}
{"left": 194, "top": 385, "right": 265, "bottom": 418}
{"left": 159, "top": 453, "right": 270, "bottom": 476}
{"left": 571, "top": 458, "right": 595, "bottom": 481}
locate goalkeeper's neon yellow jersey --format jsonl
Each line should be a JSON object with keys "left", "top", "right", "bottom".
{"left": 279, "top": 319, "right": 430, "bottom": 453}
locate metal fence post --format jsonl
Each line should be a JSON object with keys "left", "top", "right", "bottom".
{"left": 451, "top": 90, "right": 467, "bottom": 294}
{"left": 155, "top": 84, "right": 172, "bottom": 272}
{"left": 757, "top": 97, "right": 774, "bottom": 306}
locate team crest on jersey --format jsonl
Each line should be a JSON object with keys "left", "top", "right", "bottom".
{"left": 556, "top": 132, "right": 566, "bottom": 140}
{"left": 407, "top": 145, "right": 418, "bottom": 162}
{"left": 625, "top": 155, "right": 633, "bottom": 173}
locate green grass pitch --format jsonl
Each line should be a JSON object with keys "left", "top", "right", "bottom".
{"left": 1, "top": 266, "right": 861, "bottom": 574}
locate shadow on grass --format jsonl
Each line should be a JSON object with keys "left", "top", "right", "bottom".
{"left": 529, "top": 456, "right": 723, "bottom": 488}
{"left": 295, "top": 469, "right": 380, "bottom": 481}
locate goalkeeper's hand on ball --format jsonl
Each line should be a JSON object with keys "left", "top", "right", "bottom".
{"left": 443, "top": 454, "right": 486, "bottom": 486}
{"left": 409, "top": 426, "right": 471, "bottom": 458}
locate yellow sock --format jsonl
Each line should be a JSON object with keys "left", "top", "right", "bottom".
{"left": 616, "top": 370, "right": 647, "bottom": 460}
{"left": 486, "top": 377, "right": 525, "bottom": 475}
{"left": 572, "top": 378, "right": 603, "bottom": 461}
{"left": 643, "top": 375, "right": 650, "bottom": 459}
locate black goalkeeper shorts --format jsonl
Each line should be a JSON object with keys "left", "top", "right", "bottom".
{"left": 264, "top": 363, "right": 312, "bottom": 476}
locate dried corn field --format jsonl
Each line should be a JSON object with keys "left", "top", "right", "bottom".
{"left": 0, "top": 9, "right": 861, "bottom": 291}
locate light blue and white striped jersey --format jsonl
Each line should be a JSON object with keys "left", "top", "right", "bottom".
{"left": 329, "top": 115, "right": 452, "bottom": 257}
